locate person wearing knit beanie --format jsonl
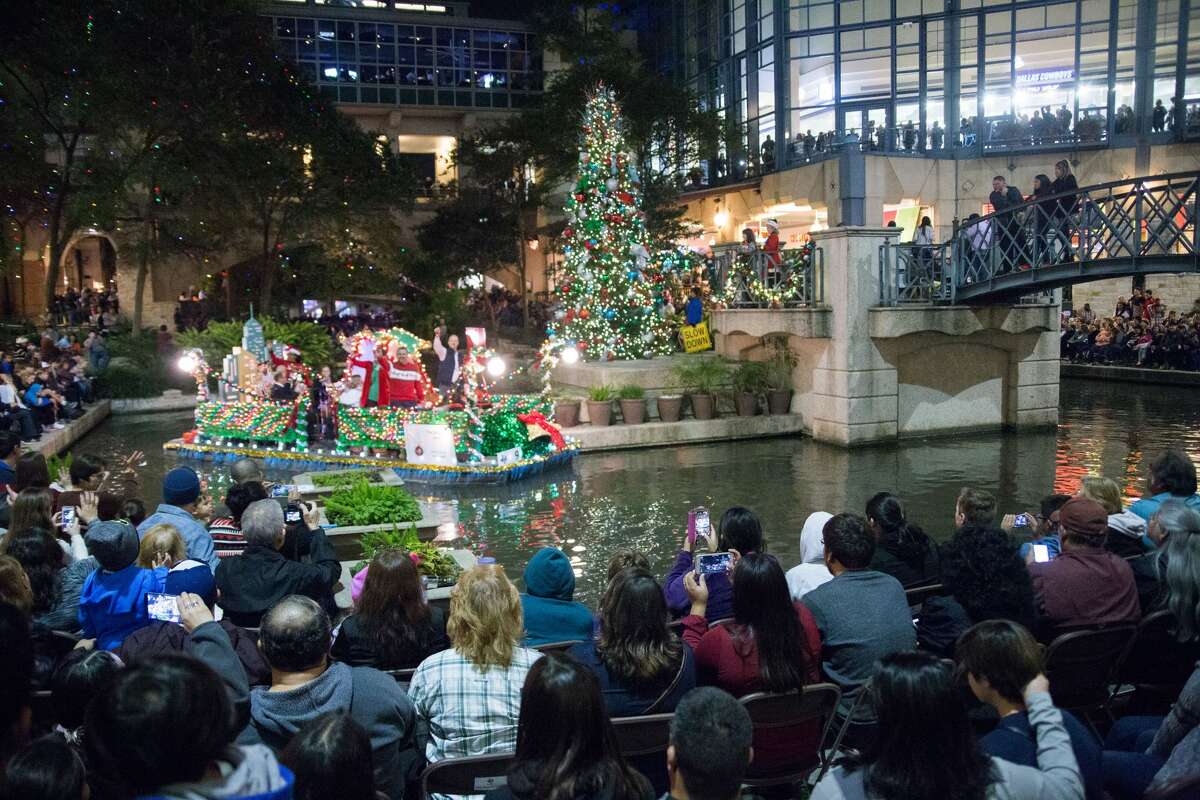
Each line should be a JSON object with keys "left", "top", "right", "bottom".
{"left": 137, "top": 467, "right": 219, "bottom": 573}
{"left": 79, "top": 520, "right": 167, "bottom": 651}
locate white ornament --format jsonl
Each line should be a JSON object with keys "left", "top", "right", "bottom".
{"left": 641, "top": 331, "right": 655, "bottom": 343}
{"left": 605, "top": 177, "right": 618, "bottom": 191}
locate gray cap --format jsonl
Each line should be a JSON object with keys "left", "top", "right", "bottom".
{"left": 86, "top": 520, "right": 140, "bottom": 572}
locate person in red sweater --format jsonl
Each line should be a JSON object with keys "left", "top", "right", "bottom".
{"left": 682, "top": 552, "right": 823, "bottom": 775}
{"left": 386, "top": 344, "right": 425, "bottom": 409}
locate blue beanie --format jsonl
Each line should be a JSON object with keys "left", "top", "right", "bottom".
{"left": 163, "top": 467, "right": 201, "bottom": 506}
{"left": 165, "top": 560, "right": 217, "bottom": 607}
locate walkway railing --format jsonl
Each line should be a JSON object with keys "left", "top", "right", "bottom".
{"left": 879, "top": 170, "right": 1200, "bottom": 305}
{"left": 715, "top": 247, "right": 825, "bottom": 308}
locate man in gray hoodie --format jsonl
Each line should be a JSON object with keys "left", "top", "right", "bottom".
{"left": 237, "top": 595, "right": 419, "bottom": 799}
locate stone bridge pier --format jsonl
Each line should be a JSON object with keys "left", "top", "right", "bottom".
{"left": 713, "top": 227, "right": 1060, "bottom": 446}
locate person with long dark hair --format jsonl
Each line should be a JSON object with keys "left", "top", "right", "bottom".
{"left": 916, "top": 524, "right": 1037, "bottom": 657}
{"left": 13, "top": 453, "right": 52, "bottom": 494}
{"left": 570, "top": 568, "right": 696, "bottom": 717}
{"left": 1130, "top": 449, "right": 1200, "bottom": 524}
{"left": 2, "top": 734, "right": 88, "bottom": 800}
{"left": 1050, "top": 159, "right": 1078, "bottom": 263}
{"left": 332, "top": 548, "right": 449, "bottom": 669}
{"left": 682, "top": 552, "right": 821, "bottom": 772}
{"left": 865, "top": 492, "right": 939, "bottom": 587}
{"left": 280, "top": 711, "right": 377, "bottom": 800}
{"left": 811, "top": 652, "right": 1082, "bottom": 800}
{"left": 664, "top": 506, "right": 764, "bottom": 622}
{"left": 485, "top": 652, "right": 653, "bottom": 800}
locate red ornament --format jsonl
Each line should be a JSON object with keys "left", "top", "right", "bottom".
{"left": 580, "top": 309, "right": 590, "bottom": 319}
{"left": 574, "top": 193, "right": 585, "bottom": 203}
{"left": 616, "top": 191, "right": 634, "bottom": 204}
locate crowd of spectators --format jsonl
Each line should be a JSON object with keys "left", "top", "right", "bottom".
{"left": 0, "top": 443, "right": 1199, "bottom": 800}
{"left": 49, "top": 288, "right": 120, "bottom": 330}
{"left": 0, "top": 330, "right": 103, "bottom": 442}
{"left": 1061, "top": 289, "right": 1200, "bottom": 370}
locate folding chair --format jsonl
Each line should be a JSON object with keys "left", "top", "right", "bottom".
{"left": 1113, "top": 609, "right": 1200, "bottom": 714}
{"left": 533, "top": 640, "right": 582, "bottom": 656}
{"left": 1044, "top": 625, "right": 1137, "bottom": 735}
{"left": 420, "top": 752, "right": 515, "bottom": 798}
{"left": 740, "top": 682, "right": 843, "bottom": 790}
{"left": 383, "top": 667, "right": 417, "bottom": 691}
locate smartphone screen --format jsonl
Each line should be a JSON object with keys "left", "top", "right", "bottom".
{"left": 146, "top": 592, "right": 181, "bottom": 623}
{"left": 284, "top": 507, "right": 303, "bottom": 525}
{"left": 1013, "top": 513, "right": 1031, "bottom": 528}
{"left": 60, "top": 506, "right": 76, "bottom": 531}
{"left": 1033, "top": 543, "right": 1051, "bottom": 563}
{"left": 694, "top": 509, "right": 711, "bottom": 542}
{"left": 695, "top": 551, "right": 733, "bottom": 575}
{"left": 271, "top": 484, "right": 295, "bottom": 498}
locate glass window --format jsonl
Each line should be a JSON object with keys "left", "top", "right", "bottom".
{"left": 337, "top": 21, "right": 356, "bottom": 42}
{"left": 276, "top": 18, "right": 295, "bottom": 38}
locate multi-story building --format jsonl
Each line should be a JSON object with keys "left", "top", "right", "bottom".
{"left": 651, "top": 0, "right": 1200, "bottom": 308}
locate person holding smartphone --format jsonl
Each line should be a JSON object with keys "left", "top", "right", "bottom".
{"left": 662, "top": 507, "right": 763, "bottom": 623}
{"left": 78, "top": 520, "right": 168, "bottom": 651}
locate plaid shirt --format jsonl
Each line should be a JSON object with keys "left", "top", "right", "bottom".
{"left": 408, "top": 646, "right": 541, "bottom": 773}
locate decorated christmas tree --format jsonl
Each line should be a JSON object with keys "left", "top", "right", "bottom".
{"left": 548, "top": 85, "right": 673, "bottom": 361}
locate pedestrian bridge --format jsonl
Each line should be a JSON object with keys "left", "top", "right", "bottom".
{"left": 879, "top": 171, "right": 1200, "bottom": 305}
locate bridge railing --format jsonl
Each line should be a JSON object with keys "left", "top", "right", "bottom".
{"left": 719, "top": 247, "right": 825, "bottom": 308}
{"left": 878, "top": 242, "right": 954, "bottom": 305}
{"left": 880, "top": 171, "right": 1199, "bottom": 304}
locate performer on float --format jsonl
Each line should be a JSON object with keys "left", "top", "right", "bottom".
{"left": 386, "top": 342, "right": 425, "bottom": 409}
{"left": 346, "top": 336, "right": 389, "bottom": 407}
{"left": 432, "top": 324, "right": 461, "bottom": 404}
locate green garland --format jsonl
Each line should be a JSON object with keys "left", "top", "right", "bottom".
{"left": 714, "top": 241, "right": 816, "bottom": 308}
{"left": 195, "top": 397, "right": 310, "bottom": 445}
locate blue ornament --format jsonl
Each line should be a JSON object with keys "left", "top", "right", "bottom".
{"left": 604, "top": 309, "right": 616, "bottom": 320}
{"left": 627, "top": 270, "right": 639, "bottom": 280}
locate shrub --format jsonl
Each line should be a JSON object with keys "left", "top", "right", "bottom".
{"left": 673, "top": 358, "right": 729, "bottom": 396}
{"left": 587, "top": 384, "right": 616, "bottom": 402}
{"left": 354, "top": 526, "right": 462, "bottom": 582}
{"left": 617, "top": 384, "right": 646, "bottom": 400}
{"left": 310, "top": 469, "right": 384, "bottom": 488}
{"left": 324, "top": 480, "right": 422, "bottom": 527}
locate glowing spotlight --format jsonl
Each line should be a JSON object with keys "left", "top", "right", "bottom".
{"left": 560, "top": 346, "right": 580, "bottom": 365}
{"left": 177, "top": 353, "right": 198, "bottom": 373}
{"left": 713, "top": 210, "right": 730, "bottom": 228}
{"left": 486, "top": 355, "right": 506, "bottom": 378}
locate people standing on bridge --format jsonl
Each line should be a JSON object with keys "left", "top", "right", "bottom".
{"left": 1050, "top": 160, "right": 1078, "bottom": 263}
{"left": 989, "top": 176, "right": 1026, "bottom": 273}
{"left": 913, "top": 216, "right": 934, "bottom": 282}
{"left": 1153, "top": 100, "right": 1168, "bottom": 132}
{"left": 961, "top": 213, "right": 991, "bottom": 282}
{"left": 1032, "top": 174, "right": 1056, "bottom": 264}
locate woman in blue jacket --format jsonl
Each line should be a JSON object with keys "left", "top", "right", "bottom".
{"left": 78, "top": 520, "right": 167, "bottom": 651}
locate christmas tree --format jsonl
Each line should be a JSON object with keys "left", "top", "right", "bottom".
{"left": 548, "top": 85, "right": 673, "bottom": 361}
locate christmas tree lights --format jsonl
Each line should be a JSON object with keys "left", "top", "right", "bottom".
{"left": 547, "top": 85, "right": 673, "bottom": 362}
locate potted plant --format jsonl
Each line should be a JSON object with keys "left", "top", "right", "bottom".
{"left": 656, "top": 379, "right": 684, "bottom": 423}
{"left": 731, "top": 361, "right": 768, "bottom": 417}
{"left": 764, "top": 335, "right": 798, "bottom": 415}
{"left": 585, "top": 384, "right": 616, "bottom": 427}
{"left": 617, "top": 384, "right": 647, "bottom": 425}
{"left": 553, "top": 395, "right": 581, "bottom": 428}
{"left": 674, "top": 359, "right": 727, "bottom": 421}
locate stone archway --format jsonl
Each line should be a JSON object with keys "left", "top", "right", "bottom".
{"left": 59, "top": 230, "right": 119, "bottom": 293}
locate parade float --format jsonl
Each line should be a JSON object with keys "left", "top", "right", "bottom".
{"left": 164, "top": 314, "right": 577, "bottom": 485}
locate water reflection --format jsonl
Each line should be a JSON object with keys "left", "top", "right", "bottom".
{"left": 74, "top": 379, "right": 1200, "bottom": 604}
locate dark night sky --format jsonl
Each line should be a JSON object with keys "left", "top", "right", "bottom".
{"left": 468, "top": 0, "right": 530, "bottom": 21}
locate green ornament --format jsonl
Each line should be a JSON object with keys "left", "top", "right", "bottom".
{"left": 481, "top": 411, "right": 529, "bottom": 456}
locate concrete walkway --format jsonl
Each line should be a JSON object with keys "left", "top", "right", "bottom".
{"left": 30, "top": 400, "right": 112, "bottom": 458}
{"left": 111, "top": 390, "right": 198, "bottom": 415}
{"left": 565, "top": 413, "right": 805, "bottom": 452}
{"left": 1062, "top": 362, "right": 1200, "bottom": 387}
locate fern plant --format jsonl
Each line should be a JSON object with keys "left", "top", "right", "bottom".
{"left": 354, "top": 526, "right": 462, "bottom": 582}
{"left": 324, "top": 480, "right": 422, "bottom": 526}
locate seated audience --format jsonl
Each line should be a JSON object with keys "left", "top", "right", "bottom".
{"left": 0, "top": 603, "right": 34, "bottom": 774}
{"left": 1078, "top": 475, "right": 1147, "bottom": 559}
{"left": 571, "top": 568, "right": 696, "bottom": 717}
{"left": 50, "top": 649, "right": 122, "bottom": 743}
{"left": 79, "top": 520, "right": 167, "bottom": 651}
{"left": 280, "top": 711, "right": 377, "bottom": 800}
{"left": 683, "top": 552, "right": 821, "bottom": 772}
{"left": 801, "top": 514, "right": 915, "bottom": 725}
{"left": 408, "top": 565, "right": 542, "bottom": 771}
{"left": 208, "top": 480, "right": 269, "bottom": 559}
{"left": 865, "top": 492, "right": 939, "bottom": 587}
{"left": 137, "top": 466, "right": 219, "bottom": 573}
{"left": 664, "top": 507, "right": 763, "bottom": 622}
{"left": 2, "top": 733, "right": 88, "bottom": 800}
{"left": 1017, "top": 494, "right": 1071, "bottom": 562}
{"left": 332, "top": 548, "right": 449, "bottom": 670}
{"left": 2, "top": 527, "right": 92, "bottom": 633}
{"left": 811, "top": 652, "right": 1083, "bottom": 800}
{"left": 215, "top": 499, "right": 340, "bottom": 628}
{"left": 959, "top": 620, "right": 1104, "bottom": 800}
{"left": 955, "top": 486, "right": 997, "bottom": 528}
{"left": 663, "top": 687, "right": 754, "bottom": 800}
{"left": 84, "top": 597, "right": 296, "bottom": 799}
{"left": 210, "top": 457, "right": 268, "bottom": 518}
{"left": 520, "top": 546, "right": 593, "bottom": 646}
{"left": 118, "top": 559, "right": 270, "bottom": 686}
{"left": 1130, "top": 448, "right": 1200, "bottom": 526}
{"left": 240, "top": 595, "right": 417, "bottom": 800}
{"left": 607, "top": 548, "right": 650, "bottom": 580}
{"left": 1129, "top": 500, "right": 1200, "bottom": 612}
{"left": 484, "top": 652, "right": 654, "bottom": 800}
{"left": 1102, "top": 513, "right": 1200, "bottom": 799}
{"left": 1028, "top": 496, "right": 1140, "bottom": 633}
{"left": 917, "top": 524, "right": 1037, "bottom": 657}
{"left": 135, "top": 522, "right": 186, "bottom": 569}
{"left": 786, "top": 511, "right": 834, "bottom": 600}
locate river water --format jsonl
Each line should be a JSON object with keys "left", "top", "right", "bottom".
{"left": 75, "top": 378, "right": 1200, "bottom": 603}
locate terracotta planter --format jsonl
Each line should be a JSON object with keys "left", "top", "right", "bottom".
{"left": 657, "top": 395, "right": 683, "bottom": 423}
{"left": 735, "top": 392, "right": 759, "bottom": 417}
{"left": 619, "top": 398, "right": 647, "bottom": 425}
{"left": 690, "top": 393, "right": 716, "bottom": 420}
{"left": 554, "top": 400, "right": 580, "bottom": 428}
{"left": 586, "top": 400, "right": 613, "bottom": 427}
{"left": 767, "top": 389, "right": 793, "bottom": 415}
